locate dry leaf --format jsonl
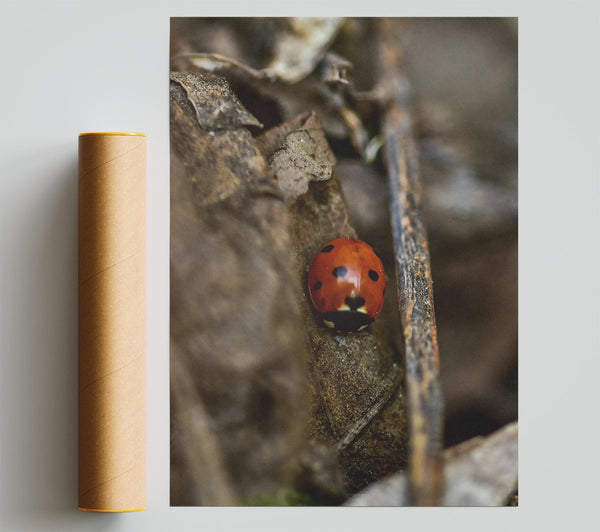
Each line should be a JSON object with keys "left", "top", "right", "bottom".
{"left": 345, "top": 421, "right": 518, "bottom": 506}
{"left": 170, "top": 73, "right": 310, "bottom": 505}
{"left": 268, "top": 113, "right": 336, "bottom": 203}
{"left": 258, "top": 114, "right": 409, "bottom": 494}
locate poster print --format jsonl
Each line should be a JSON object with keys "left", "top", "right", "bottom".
{"left": 170, "top": 18, "right": 518, "bottom": 506}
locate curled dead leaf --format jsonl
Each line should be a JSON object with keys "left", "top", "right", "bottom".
{"left": 345, "top": 421, "right": 518, "bottom": 506}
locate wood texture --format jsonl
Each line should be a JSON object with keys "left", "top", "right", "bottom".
{"left": 377, "top": 20, "right": 445, "bottom": 506}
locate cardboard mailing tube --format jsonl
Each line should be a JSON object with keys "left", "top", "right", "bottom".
{"left": 78, "top": 132, "right": 146, "bottom": 512}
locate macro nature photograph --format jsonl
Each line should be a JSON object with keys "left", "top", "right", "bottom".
{"left": 169, "top": 17, "right": 518, "bottom": 507}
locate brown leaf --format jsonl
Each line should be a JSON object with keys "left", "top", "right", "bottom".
{"left": 345, "top": 421, "right": 518, "bottom": 506}
{"left": 259, "top": 115, "right": 409, "bottom": 494}
{"left": 170, "top": 75, "right": 278, "bottom": 207}
{"left": 170, "top": 71, "right": 262, "bottom": 131}
{"left": 171, "top": 19, "right": 367, "bottom": 150}
{"left": 267, "top": 113, "right": 336, "bottom": 203}
{"left": 172, "top": 18, "right": 344, "bottom": 84}
{"left": 264, "top": 18, "right": 344, "bottom": 82}
{"left": 170, "top": 72, "right": 310, "bottom": 505}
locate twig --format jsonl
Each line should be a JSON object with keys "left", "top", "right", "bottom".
{"left": 376, "top": 19, "right": 445, "bottom": 506}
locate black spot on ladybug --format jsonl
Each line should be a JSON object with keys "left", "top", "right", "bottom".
{"left": 321, "top": 244, "right": 334, "bottom": 253}
{"left": 345, "top": 296, "right": 365, "bottom": 311}
{"left": 383, "top": 287, "right": 387, "bottom": 296}
{"left": 368, "top": 269, "right": 379, "bottom": 281}
{"left": 332, "top": 266, "right": 347, "bottom": 278}
{"left": 312, "top": 281, "right": 322, "bottom": 291}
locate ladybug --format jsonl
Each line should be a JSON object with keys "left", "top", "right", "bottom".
{"left": 308, "top": 237, "right": 386, "bottom": 332}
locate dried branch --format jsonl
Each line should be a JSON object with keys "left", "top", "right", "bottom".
{"left": 376, "top": 20, "right": 445, "bottom": 506}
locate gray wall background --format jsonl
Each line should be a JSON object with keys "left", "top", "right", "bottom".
{"left": 1, "top": 1, "right": 598, "bottom": 531}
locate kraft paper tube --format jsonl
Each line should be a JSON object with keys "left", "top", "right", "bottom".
{"left": 78, "top": 132, "right": 146, "bottom": 512}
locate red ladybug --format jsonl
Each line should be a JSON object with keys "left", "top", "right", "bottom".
{"left": 308, "top": 237, "right": 386, "bottom": 332}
